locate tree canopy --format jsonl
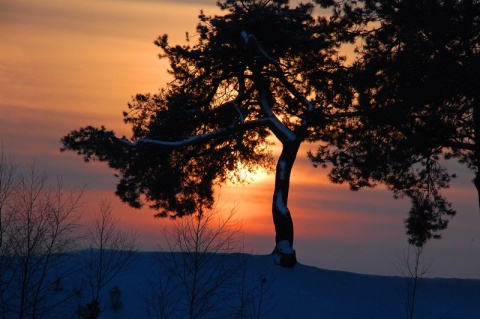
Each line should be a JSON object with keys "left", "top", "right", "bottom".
{"left": 62, "top": 0, "right": 361, "bottom": 267}
{"left": 310, "top": 0, "right": 480, "bottom": 246}
{"left": 61, "top": 0, "right": 479, "bottom": 266}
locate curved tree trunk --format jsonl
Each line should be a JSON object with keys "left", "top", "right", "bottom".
{"left": 473, "top": 172, "right": 480, "bottom": 210}
{"left": 272, "top": 140, "right": 301, "bottom": 268}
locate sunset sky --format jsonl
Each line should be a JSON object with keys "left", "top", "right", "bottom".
{"left": 1, "top": 0, "right": 479, "bottom": 279}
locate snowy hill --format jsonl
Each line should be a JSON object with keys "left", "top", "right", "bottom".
{"left": 88, "top": 252, "right": 479, "bottom": 319}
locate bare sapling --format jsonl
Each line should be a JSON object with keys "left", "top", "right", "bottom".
{"left": 148, "top": 207, "right": 244, "bottom": 319}
{"left": 0, "top": 147, "right": 16, "bottom": 318}
{"left": 80, "top": 199, "right": 139, "bottom": 318}
{"left": 396, "top": 245, "right": 431, "bottom": 319}
{"left": 4, "top": 163, "right": 83, "bottom": 319}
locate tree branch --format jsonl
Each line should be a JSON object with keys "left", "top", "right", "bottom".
{"left": 120, "top": 118, "right": 271, "bottom": 148}
{"left": 258, "top": 89, "right": 297, "bottom": 142}
{"left": 443, "top": 140, "right": 475, "bottom": 151}
{"left": 242, "top": 31, "right": 316, "bottom": 111}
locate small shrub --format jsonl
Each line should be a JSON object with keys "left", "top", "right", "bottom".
{"left": 110, "top": 286, "right": 123, "bottom": 312}
{"left": 79, "top": 300, "right": 100, "bottom": 319}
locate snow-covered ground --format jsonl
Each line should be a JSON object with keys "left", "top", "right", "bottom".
{"left": 3, "top": 250, "right": 479, "bottom": 318}
{"left": 82, "top": 252, "right": 480, "bottom": 319}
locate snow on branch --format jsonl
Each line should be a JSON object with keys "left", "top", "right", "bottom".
{"left": 241, "top": 30, "right": 314, "bottom": 113}
{"left": 259, "top": 91, "right": 296, "bottom": 142}
{"left": 241, "top": 31, "right": 277, "bottom": 65}
{"left": 119, "top": 118, "right": 271, "bottom": 148}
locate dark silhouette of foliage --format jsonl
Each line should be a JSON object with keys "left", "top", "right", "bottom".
{"left": 62, "top": 0, "right": 361, "bottom": 267}
{"left": 310, "top": 0, "right": 479, "bottom": 246}
{"left": 62, "top": 0, "right": 479, "bottom": 254}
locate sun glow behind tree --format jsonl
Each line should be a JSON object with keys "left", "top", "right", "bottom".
{"left": 0, "top": 0, "right": 479, "bottom": 277}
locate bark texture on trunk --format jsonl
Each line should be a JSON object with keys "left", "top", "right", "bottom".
{"left": 474, "top": 173, "right": 480, "bottom": 210}
{"left": 272, "top": 141, "right": 300, "bottom": 268}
